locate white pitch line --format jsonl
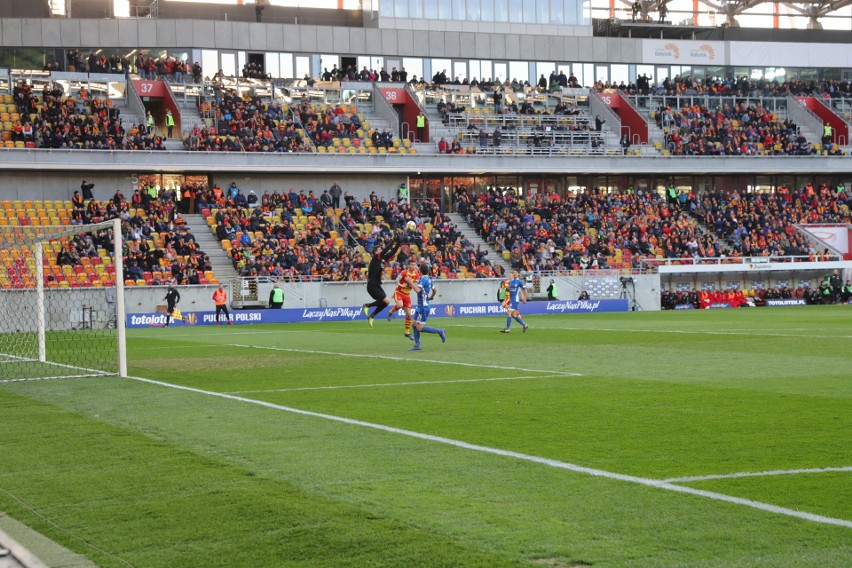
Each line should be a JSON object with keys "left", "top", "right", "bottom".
{"left": 0, "top": 373, "right": 112, "bottom": 385}
{"left": 228, "top": 374, "right": 570, "bottom": 394}
{"left": 122, "top": 373, "right": 852, "bottom": 530}
{"left": 665, "top": 466, "right": 852, "bottom": 484}
{"left": 228, "top": 344, "right": 582, "bottom": 376}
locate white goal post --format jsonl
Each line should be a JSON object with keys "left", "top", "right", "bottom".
{"left": 0, "top": 218, "right": 126, "bottom": 382}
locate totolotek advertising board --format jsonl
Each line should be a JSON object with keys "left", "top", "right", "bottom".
{"left": 126, "top": 299, "right": 628, "bottom": 327}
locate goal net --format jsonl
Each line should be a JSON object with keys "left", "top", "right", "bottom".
{"left": 0, "top": 218, "right": 126, "bottom": 382}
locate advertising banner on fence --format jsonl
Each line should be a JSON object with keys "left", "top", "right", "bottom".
{"left": 765, "top": 299, "right": 807, "bottom": 307}
{"left": 126, "top": 299, "right": 629, "bottom": 328}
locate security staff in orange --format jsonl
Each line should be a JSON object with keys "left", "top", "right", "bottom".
{"left": 213, "top": 284, "right": 233, "bottom": 325}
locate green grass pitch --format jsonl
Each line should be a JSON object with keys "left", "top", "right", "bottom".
{"left": 1, "top": 306, "right": 850, "bottom": 567}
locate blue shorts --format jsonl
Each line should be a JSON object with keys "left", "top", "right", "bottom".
{"left": 414, "top": 305, "right": 429, "bottom": 323}
{"left": 508, "top": 301, "right": 520, "bottom": 311}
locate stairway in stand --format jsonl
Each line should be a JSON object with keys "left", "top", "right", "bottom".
{"left": 182, "top": 214, "right": 240, "bottom": 283}
{"left": 445, "top": 212, "right": 513, "bottom": 274}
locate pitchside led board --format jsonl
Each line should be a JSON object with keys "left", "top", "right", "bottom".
{"left": 127, "top": 299, "right": 629, "bottom": 327}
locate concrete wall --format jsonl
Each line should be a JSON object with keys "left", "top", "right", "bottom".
{"left": 0, "top": 172, "right": 409, "bottom": 205}
{"left": 120, "top": 272, "right": 663, "bottom": 315}
{"left": 0, "top": 18, "right": 625, "bottom": 63}
{"left": 2, "top": 149, "right": 851, "bottom": 178}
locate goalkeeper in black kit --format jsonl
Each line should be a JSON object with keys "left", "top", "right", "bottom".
{"left": 362, "top": 232, "right": 403, "bottom": 327}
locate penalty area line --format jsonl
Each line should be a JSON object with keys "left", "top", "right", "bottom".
{"left": 665, "top": 466, "right": 852, "bottom": 483}
{"left": 123, "top": 373, "right": 852, "bottom": 530}
{"left": 228, "top": 374, "right": 572, "bottom": 394}
{"left": 228, "top": 344, "right": 582, "bottom": 376}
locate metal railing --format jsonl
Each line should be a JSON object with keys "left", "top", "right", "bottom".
{"left": 640, "top": 254, "right": 843, "bottom": 271}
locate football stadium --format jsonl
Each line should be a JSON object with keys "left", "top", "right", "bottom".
{"left": 0, "top": 1, "right": 850, "bottom": 566}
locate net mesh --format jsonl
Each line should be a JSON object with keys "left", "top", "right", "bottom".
{"left": 0, "top": 221, "right": 121, "bottom": 382}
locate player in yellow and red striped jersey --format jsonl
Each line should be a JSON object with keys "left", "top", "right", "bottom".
{"left": 388, "top": 259, "right": 421, "bottom": 340}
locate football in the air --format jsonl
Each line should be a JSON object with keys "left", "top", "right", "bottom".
{"left": 406, "top": 220, "right": 417, "bottom": 232}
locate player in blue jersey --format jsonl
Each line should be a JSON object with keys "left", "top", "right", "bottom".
{"left": 410, "top": 263, "right": 446, "bottom": 351}
{"left": 500, "top": 270, "right": 529, "bottom": 333}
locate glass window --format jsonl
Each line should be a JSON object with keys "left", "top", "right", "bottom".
{"left": 402, "top": 57, "right": 423, "bottom": 81}
{"left": 550, "top": 0, "right": 564, "bottom": 24}
{"left": 482, "top": 0, "right": 494, "bottom": 21}
{"left": 566, "top": 0, "right": 581, "bottom": 24}
{"left": 536, "top": 62, "right": 555, "bottom": 85}
{"left": 237, "top": 52, "right": 246, "bottom": 75}
{"left": 438, "top": 0, "right": 451, "bottom": 18}
{"left": 221, "top": 53, "right": 236, "bottom": 77}
{"left": 509, "top": 0, "right": 523, "bottom": 22}
{"left": 479, "top": 60, "right": 492, "bottom": 82}
{"left": 494, "top": 0, "right": 508, "bottom": 21}
{"left": 396, "top": 0, "right": 409, "bottom": 17}
{"left": 494, "top": 62, "right": 507, "bottom": 83}
{"left": 265, "top": 53, "right": 280, "bottom": 79}
{"left": 580, "top": 0, "right": 591, "bottom": 24}
{"left": 433, "top": 58, "right": 452, "bottom": 81}
{"left": 595, "top": 65, "right": 608, "bottom": 84}
{"left": 469, "top": 60, "right": 481, "bottom": 82}
{"left": 536, "top": 0, "right": 549, "bottom": 23}
{"left": 582, "top": 63, "right": 594, "bottom": 87}
{"left": 380, "top": 0, "right": 394, "bottom": 16}
{"left": 453, "top": 0, "right": 465, "bottom": 19}
{"left": 468, "top": 0, "right": 480, "bottom": 20}
{"left": 453, "top": 61, "right": 467, "bottom": 83}
{"left": 295, "top": 56, "right": 310, "bottom": 79}
{"left": 201, "top": 49, "right": 218, "bottom": 80}
{"left": 635, "top": 64, "right": 652, "bottom": 85}
{"left": 320, "top": 54, "right": 338, "bottom": 76}
{"left": 409, "top": 0, "right": 423, "bottom": 18}
{"left": 509, "top": 61, "right": 528, "bottom": 84}
{"left": 572, "top": 64, "right": 584, "bottom": 87}
{"left": 280, "top": 54, "right": 293, "bottom": 79}
{"left": 611, "top": 64, "right": 628, "bottom": 86}
{"left": 523, "top": 0, "right": 536, "bottom": 22}
{"left": 423, "top": 0, "right": 437, "bottom": 17}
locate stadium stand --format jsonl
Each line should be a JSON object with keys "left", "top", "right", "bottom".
{"left": 0, "top": 189, "right": 214, "bottom": 289}
{"left": 200, "top": 185, "right": 503, "bottom": 281}
{"left": 458, "top": 181, "right": 850, "bottom": 273}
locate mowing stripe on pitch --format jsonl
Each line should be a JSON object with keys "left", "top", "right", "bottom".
{"left": 124, "top": 373, "right": 852, "bottom": 530}
{"left": 229, "top": 344, "right": 582, "bottom": 376}
{"left": 665, "top": 466, "right": 852, "bottom": 484}
{"left": 228, "top": 374, "right": 571, "bottom": 394}
{"left": 449, "top": 323, "right": 852, "bottom": 340}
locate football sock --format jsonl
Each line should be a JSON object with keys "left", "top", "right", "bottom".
{"left": 514, "top": 316, "right": 525, "bottom": 325}
{"left": 421, "top": 326, "right": 440, "bottom": 335}
{"left": 506, "top": 317, "right": 512, "bottom": 329}
{"left": 370, "top": 304, "right": 387, "bottom": 318}
{"left": 404, "top": 316, "right": 412, "bottom": 334}
{"left": 413, "top": 327, "right": 421, "bottom": 342}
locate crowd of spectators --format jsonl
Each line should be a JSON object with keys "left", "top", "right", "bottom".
{"left": 10, "top": 82, "right": 164, "bottom": 150}
{"left": 596, "top": 74, "right": 852, "bottom": 100}
{"left": 655, "top": 102, "right": 812, "bottom": 156}
{"left": 460, "top": 186, "right": 720, "bottom": 271}
{"left": 64, "top": 183, "right": 212, "bottom": 285}
{"left": 691, "top": 182, "right": 850, "bottom": 257}
{"left": 201, "top": 183, "right": 503, "bottom": 281}
{"left": 455, "top": 180, "right": 849, "bottom": 275}
{"left": 185, "top": 89, "right": 308, "bottom": 152}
